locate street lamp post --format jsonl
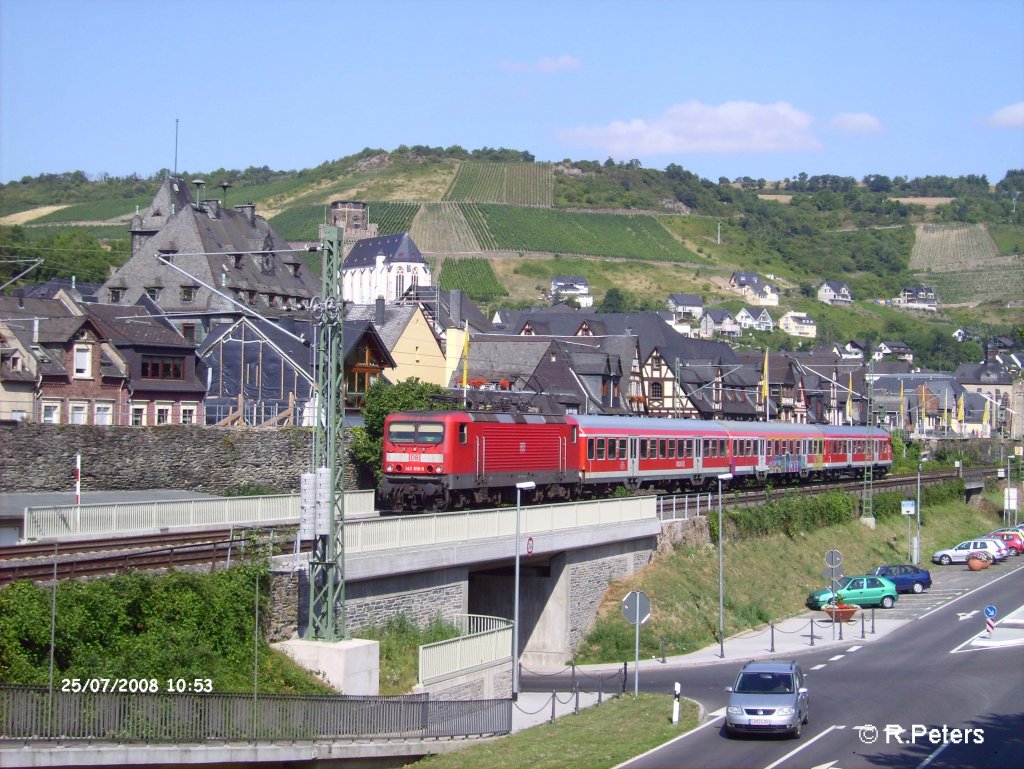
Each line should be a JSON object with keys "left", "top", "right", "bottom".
{"left": 512, "top": 481, "right": 535, "bottom": 699}
{"left": 915, "top": 461, "right": 922, "bottom": 565}
{"left": 717, "top": 473, "right": 733, "bottom": 659}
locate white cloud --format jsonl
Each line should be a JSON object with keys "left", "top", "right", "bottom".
{"left": 829, "top": 112, "right": 883, "bottom": 134}
{"left": 987, "top": 102, "right": 1024, "bottom": 128}
{"left": 560, "top": 100, "right": 821, "bottom": 156}
{"left": 500, "top": 54, "right": 581, "bottom": 74}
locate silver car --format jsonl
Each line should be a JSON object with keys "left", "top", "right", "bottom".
{"left": 932, "top": 538, "right": 1008, "bottom": 565}
{"left": 725, "top": 660, "right": 809, "bottom": 738}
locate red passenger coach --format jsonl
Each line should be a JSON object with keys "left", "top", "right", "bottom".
{"left": 381, "top": 411, "right": 579, "bottom": 512}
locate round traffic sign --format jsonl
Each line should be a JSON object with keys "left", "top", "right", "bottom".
{"left": 825, "top": 549, "right": 843, "bottom": 568}
{"left": 526, "top": 536, "right": 534, "bottom": 556}
{"left": 984, "top": 604, "right": 997, "bottom": 619}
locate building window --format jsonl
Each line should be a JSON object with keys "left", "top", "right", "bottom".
{"left": 42, "top": 401, "right": 61, "bottom": 424}
{"left": 145, "top": 287, "right": 161, "bottom": 301}
{"left": 155, "top": 403, "right": 172, "bottom": 425}
{"left": 180, "top": 286, "right": 197, "bottom": 303}
{"left": 395, "top": 268, "right": 405, "bottom": 298}
{"left": 650, "top": 382, "right": 663, "bottom": 398}
{"left": 94, "top": 403, "right": 113, "bottom": 425}
{"left": 131, "top": 404, "right": 147, "bottom": 426}
{"left": 73, "top": 344, "right": 92, "bottom": 378}
{"left": 69, "top": 402, "right": 88, "bottom": 425}
{"left": 108, "top": 288, "right": 124, "bottom": 303}
{"left": 141, "top": 355, "right": 185, "bottom": 380}
{"left": 180, "top": 403, "right": 197, "bottom": 425}
{"left": 234, "top": 254, "right": 244, "bottom": 269}
{"left": 181, "top": 323, "right": 196, "bottom": 344}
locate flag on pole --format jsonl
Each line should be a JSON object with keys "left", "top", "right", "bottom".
{"left": 957, "top": 393, "right": 965, "bottom": 425}
{"left": 983, "top": 398, "right": 990, "bottom": 426}
{"left": 846, "top": 372, "right": 853, "bottom": 423}
{"left": 899, "top": 380, "right": 906, "bottom": 426}
{"left": 461, "top": 321, "right": 470, "bottom": 389}
{"left": 761, "top": 348, "right": 769, "bottom": 420}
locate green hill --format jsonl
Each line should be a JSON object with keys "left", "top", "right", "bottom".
{"left": 2, "top": 149, "right": 1021, "bottom": 360}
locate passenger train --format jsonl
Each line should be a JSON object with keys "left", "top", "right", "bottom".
{"left": 380, "top": 411, "right": 893, "bottom": 512}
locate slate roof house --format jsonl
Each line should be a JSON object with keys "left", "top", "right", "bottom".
{"left": 666, "top": 293, "right": 704, "bottom": 321}
{"left": 550, "top": 275, "right": 594, "bottom": 308}
{"left": 894, "top": 286, "right": 938, "bottom": 311}
{"left": 0, "top": 291, "right": 206, "bottom": 426}
{"left": 103, "top": 176, "right": 322, "bottom": 346}
{"left": 817, "top": 280, "right": 852, "bottom": 305}
{"left": 699, "top": 309, "right": 741, "bottom": 339}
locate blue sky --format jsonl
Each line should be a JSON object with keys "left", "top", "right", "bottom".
{"left": 1, "top": 0, "right": 1022, "bottom": 185}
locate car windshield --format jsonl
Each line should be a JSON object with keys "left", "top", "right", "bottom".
{"left": 735, "top": 672, "right": 794, "bottom": 694}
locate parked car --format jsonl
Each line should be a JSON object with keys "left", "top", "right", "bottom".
{"left": 872, "top": 564, "right": 932, "bottom": 594}
{"left": 932, "top": 538, "right": 1007, "bottom": 565}
{"left": 805, "top": 575, "right": 898, "bottom": 610}
{"left": 986, "top": 529, "right": 1023, "bottom": 555}
{"left": 724, "top": 660, "right": 809, "bottom": 738}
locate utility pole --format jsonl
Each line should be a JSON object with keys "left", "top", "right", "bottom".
{"left": 306, "top": 226, "right": 347, "bottom": 641}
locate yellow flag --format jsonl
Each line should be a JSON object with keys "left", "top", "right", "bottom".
{"left": 957, "top": 393, "right": 964, "bottom": 424}
{"left": 983, "top": 399, "right": 990, "bottom": 425}
{"left": 761, "top": 348, "right": 769, "bottom": 401}
{"left": 899, "top": 380, "right": 906, "bottom": 422}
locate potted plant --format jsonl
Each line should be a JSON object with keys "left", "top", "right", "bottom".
{"left": 822, "top": 593, "right": 858, "bottom": 623}
{"left": 966, "top": 551, "right": 990, "bottom": 571}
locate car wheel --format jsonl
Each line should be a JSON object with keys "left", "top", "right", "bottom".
{"left": 939, "top": 555, "right": 952, "bottom": 565}
{"left": 791, "top": 719, "right": 802, "bottom": 739}
{"left": 881, "top": 595, "right": 895, "bottom": 609}
{"left": 912, "top": 582, "right": 924, "bottom": 594}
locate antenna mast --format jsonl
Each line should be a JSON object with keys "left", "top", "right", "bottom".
{"left": 174, "top": 118, "right": 179, "bottom": 176}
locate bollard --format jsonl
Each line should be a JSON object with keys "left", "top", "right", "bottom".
{"left": 809, "top": 618, "right": 815, "bottom": 646}
{"left": 672, "top": 682, "right": 681, "bottom": 725}
{"left": 660, "top": 635, "right": 667, "bottom": 664}
{"left": 871, "top": 608, "right": 876, "bottom": 635}
{"left": 598, "top": 677, "right": 603, "bottom": 705}
{"left": 550, "top": 691, "right": 556, "bottom": 724}
{"left": 621, "top": 662, "right": 628, "bottom": 695}
{"left": 574, "top": 685, "right": 580, "bottom": 715}
{"left": 838, "top": 613, "right": 844, "bottom": 641}
{"left": 571, "top": 661, "right": 576, "bottom": 692}
{"left": 770, "top": 622, "right": 775, "bottom": 653}
{"left": 860, "top": 611, "right": 866, "bottom": 639}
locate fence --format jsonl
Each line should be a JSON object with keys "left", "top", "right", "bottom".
{"left": 0, "top": 685, "right": 511, "bottom": 742}
{"left": 656, "top": 493, "right": 714, "bottom": 520}
{"left": 419, "top": 614, "right": 513, "bottom": 686}
{"left": 23, "top": 491, "right": 377, "bottom": 541}
{"left": 344, "top": 495, "right": 657, "bottom": 555}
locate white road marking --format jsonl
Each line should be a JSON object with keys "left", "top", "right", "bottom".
{"left": 829, "top": 655, "right": 845, "bottom": 661}
{"left": 763, "top": 725, "right": 845, "bottom": 769}
{"left": 846, "top": 645, "right": 862, "bottom": 652}
{"left": 918, "top": 740, "right": 951, "bottom": 768}
{"left": 957, "top": 610, "right": 980, "bottom": 621}
{"left": 610, "top": 707, "right": 724, "bottom": 768}
{"left": 811, "top": 664, "right": 826, "bottom": 670}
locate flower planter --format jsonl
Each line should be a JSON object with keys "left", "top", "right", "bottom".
{"left": 966, "top": 557, "right": 989, "bottom": 571}
{"left": 823, "top": 605, "right": 858, "bottom": 623}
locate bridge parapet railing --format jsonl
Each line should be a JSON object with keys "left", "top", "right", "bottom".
{"left": 0, "top": 685, "right": 510, "bottom": 742}
{"left": 418, "top": 614, "right": 512, "bottom": 686}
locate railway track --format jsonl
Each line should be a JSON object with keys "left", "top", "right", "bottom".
{"left": 0, "top": 466, "right": 997, "bottom": 586}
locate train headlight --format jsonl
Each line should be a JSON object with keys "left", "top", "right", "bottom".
{"left": 386, "top": 464, "right": 393, "bottom": 473}
{"left": 436, "top": 466, "right": 443, "bottom": 474}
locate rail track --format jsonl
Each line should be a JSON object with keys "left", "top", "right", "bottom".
{"left": 0, "top": 466, "right": 997, "bottom": 586}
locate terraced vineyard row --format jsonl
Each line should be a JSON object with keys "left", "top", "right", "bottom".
{"left": 438, "top": 257, "right": 508, "bottom": 302}
{"left": 922, "top": 260, "right": 1024, "bottom": 304}
{"left": 443, "top": 162, "right": 553, "bottom": 206}
{"left": 268, "top": 201, "right": 420, "bottom": 240}
{"left": 910, "top": 223, "right": 999, "bottom": 271}
{"left": 476, "top": 205, "right": 700, "bottom": 262}
{"left": 369, "top": 201, "right": 420, "bottom": 236}
{"left": 409, "top": 202, "right": 481, "bottom": 253}
{"left": 458, "top": 203, "right": 499, "bottom": 250}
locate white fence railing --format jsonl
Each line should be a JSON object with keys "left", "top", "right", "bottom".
{"left": 23, "top": 490, "right": 377, "bottom": 541}
{"left": 345, "top": 496, "right": 657, "bottom": 555}
{"left": 419, "top": 614, "right": 513, "bottom": 685}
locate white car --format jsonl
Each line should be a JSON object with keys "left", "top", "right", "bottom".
{"left": 932, "top": 538, "right": 1007, "bottom": 565}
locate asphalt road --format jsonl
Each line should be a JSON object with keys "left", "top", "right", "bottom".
{"left": 522, "top": 560, "right": 1024, "bottom": 769}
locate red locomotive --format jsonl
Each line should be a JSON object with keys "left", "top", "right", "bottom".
{"left": 380, "top": 411, "right": 893, "bottom": 512}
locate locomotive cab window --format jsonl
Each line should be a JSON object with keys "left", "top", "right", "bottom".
{"left": 388, "top": 422, "right": 444, "bottom": 445}
{"left": 459, "top": 424, "right": 468, "bottom": 444}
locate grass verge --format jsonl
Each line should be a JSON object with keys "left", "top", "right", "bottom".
{"left": 408, "top": 693, "right": 699, "bottom": 769}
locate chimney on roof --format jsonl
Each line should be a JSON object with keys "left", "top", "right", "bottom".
{"left": 375, "top": 296, "right": 386, "bottom": 326}
{"left": 451, "top": 289, "right": 463, "bottom": 327}
{"left": 235, "top": 203, "right": 256, "bottom": 226}
{"left": 202, "top": 199, "right": 219, "bottom": 217}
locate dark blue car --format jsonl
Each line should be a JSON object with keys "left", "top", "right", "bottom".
{"left": 872, "top": 564, "right": 932, "bottom": 594}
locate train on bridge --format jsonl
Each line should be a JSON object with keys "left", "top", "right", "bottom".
{"left": 381, "top": 412, "right": 893, "bottom": 512}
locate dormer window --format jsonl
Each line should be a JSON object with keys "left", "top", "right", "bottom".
{"left": 73, "top": 344, "right": 92, "bottom": 379}
{"left": 108, "top": 288, "right": 124, "bottom": 304}
{"left": 234, "top": 254, "right": 244, "bottom": 269}
{"left": 291, "top": 263, "right": 301, "bottom": 278}
{"left": 180, "top": 286, "right": 197, "bottom": 304}
{"left": 145, "top": 287, "right": 161, "bottom": 301}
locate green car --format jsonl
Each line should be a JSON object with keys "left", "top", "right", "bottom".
{"left": 805, "top": 575, "right": 898, "bottom": 610}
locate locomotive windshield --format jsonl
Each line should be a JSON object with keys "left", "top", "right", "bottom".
{"left": 388, "top": 421, "right": 444, "bottom": 445}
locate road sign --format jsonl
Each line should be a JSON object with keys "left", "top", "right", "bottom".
{"left": 901, "top": 501, "right": 915, "bottom": 516}
{"left": 825, "top": 549, "right": 843, "bottom": 568}
{"left": 526, "top": 536, "right": 534, "bottom": 556}
{"left": 822, "top": 566, "right": 844, "bottom": 580}
{"left": 622, "top": 591, "right": 651, "bottom": 625}
{"left": 984, "top": 604, "right": 997, "bottom": 619}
